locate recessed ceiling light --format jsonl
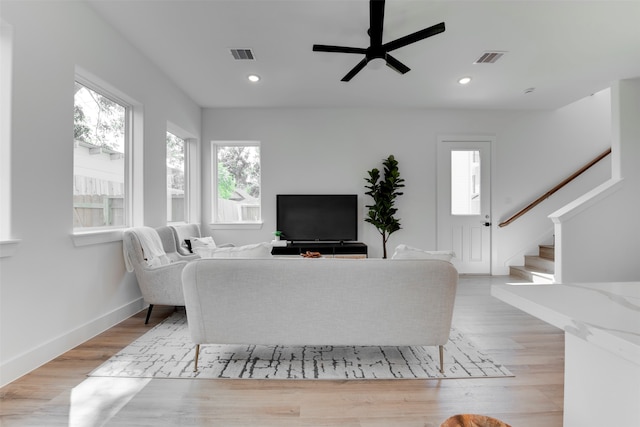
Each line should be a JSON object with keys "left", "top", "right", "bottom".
{"left": 458, "top": 76, "right": 472, "bottom": 85}
{"left": 247, "top": 74, "right": 261, "bottom": 83}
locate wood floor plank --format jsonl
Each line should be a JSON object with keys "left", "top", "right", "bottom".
{"left": 0, "top": 277, "right": 564, "bottom": 426}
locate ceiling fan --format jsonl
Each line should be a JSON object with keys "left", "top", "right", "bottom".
{"left": 313, "top": 0, "right": 445, "bottom": 82}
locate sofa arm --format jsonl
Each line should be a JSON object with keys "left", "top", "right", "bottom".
{"left": 169, "top": 252, "right": 200, "bottom": 262}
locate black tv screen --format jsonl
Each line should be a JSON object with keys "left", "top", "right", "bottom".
{"left": 277, "top": 194, "right": 358, "bottom": 242}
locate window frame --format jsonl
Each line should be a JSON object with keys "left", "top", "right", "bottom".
{"left": 71, "top": 68, "right": 142, "bottom": 246}
{"left": 166, "top": 130, "right": 186, "bottom": 223}
{"left": 166, "top": 125, "right": 198, "bottom": 225}
{"left": 210, "top": 140, "right": 262, "bottom": 228}
{"left": 0, "top": 20, "right": 19, "bottom": 257}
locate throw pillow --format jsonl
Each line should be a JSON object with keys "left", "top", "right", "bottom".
{"left": 195, "top": 242, "right": 273, "bottom": 259}
{"left": 391, "top": 244, "right": 455, "bottom": 262}
{"left": 190, "top": 236, "right": 216, "bottom": 251}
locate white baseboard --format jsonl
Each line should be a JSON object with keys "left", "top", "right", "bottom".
{"left": 0, "top": 298, "right": 144, "bottom": 387}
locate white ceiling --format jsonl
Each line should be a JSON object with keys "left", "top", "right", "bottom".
{"left": 86, "top": 0, "right": 640, "bottom": 110}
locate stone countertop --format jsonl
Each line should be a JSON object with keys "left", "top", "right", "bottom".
{"left": 491, "top": 282, "right": 640, "bottom": 365}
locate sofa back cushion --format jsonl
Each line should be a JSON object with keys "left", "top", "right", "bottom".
{"left": 194, "top": 242, "right": 272, "bottom": 258}
{"left": 391, "top": 244, "right": 455, "bottom": 262}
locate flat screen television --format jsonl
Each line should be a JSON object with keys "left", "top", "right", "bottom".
{"left": 276, "top": 194, "right": 358, "bottom": 242}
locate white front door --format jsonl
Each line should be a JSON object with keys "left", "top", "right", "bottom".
{"left": 437, "top": 137, "right": 493, "bottom": 274}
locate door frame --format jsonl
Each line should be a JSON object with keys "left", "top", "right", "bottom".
{"left": 436, "top": 135, "right": 495, "bottom": 274}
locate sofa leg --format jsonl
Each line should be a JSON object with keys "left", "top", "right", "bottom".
{"left": 144, "top": 304, "right": 154, "bottom": 324}
{"left": 193, "top": 344, "right": 200, "bottom": 372}
{"left": 439, "top": 345, "right": 444, "bottom": 373}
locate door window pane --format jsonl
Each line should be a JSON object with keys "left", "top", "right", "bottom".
{"left": 451, "top": 150, "right": 480, "bottom": 215}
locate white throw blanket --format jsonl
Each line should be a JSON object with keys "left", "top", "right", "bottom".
{"left": 124, "top": 227, "right": 170, "bottom": 272}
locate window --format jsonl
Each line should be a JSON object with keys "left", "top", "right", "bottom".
{"left": 167, "top": 131, "right": 185, "bottom": 223}
{"left": 212, "top": 142, "right": 261, "bottom": 223}
{"left": 73, "top": 80, "right": 130, "bottom": 230}
{"left": 451, "top": 149, "right": 481, "bottom": 215}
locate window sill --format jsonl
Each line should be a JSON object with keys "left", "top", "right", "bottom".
{"left": 71, "top": 229, "right": 124, "bottom": 247}
{"left": 0, "top": 239, "right": 21, "bottom": 258}
{"left": 209, "top": 222, "right": 263, "bottom": 230}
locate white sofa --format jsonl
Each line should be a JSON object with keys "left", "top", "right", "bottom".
{"left": 181, "top": 258, "right": 458, "bottom": 371}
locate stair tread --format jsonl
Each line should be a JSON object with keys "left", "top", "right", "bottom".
{"left": 523, "top": 255, "right": 554, "bottom": 272}
{"left": 510, "top": 265, "right": 553, "bottom": 276}
{"left": 510, "top": 265, "right": 555, "bottom": 279}
{"left": 509, "top": 244, "right": 555, "bottom": 284}
{"left": 524, "top": 255, "right": 554, "bottom": 260}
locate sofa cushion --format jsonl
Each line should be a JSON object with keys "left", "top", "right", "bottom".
{"left": 391, "top": 244, "right": 455, "bottom": 262}
{"left": 195, "top": 242, "right": 273, "bottom": 259}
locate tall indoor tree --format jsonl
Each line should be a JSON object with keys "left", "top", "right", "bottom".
{"left": 364, "top": 155, "right": 405, "bottom": 258}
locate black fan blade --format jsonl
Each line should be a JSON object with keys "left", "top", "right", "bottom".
{"left": 385, "top": 54, "right": 410, "bottom": 74}
{"left": 369, "top": 0, "right": 385, "bottom": 47}
{"left": 313, "top": 44, "right": 368, "bottom": 54}
{"left": 383, "top": 22, "right": 445, "bottom": 52}
{"left": 341, "top": 58, "right": 368, "bottom": 82}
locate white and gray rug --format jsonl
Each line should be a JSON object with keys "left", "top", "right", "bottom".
{"left": 90, "top": 312, "right": 513, "bottom": 380}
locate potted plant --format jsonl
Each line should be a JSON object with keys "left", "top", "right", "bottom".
{"left": 273, "top": 230, "right": 282, "bottom": 241}
{"left": 364, "top": 155, "right": 405, "bottom": 258}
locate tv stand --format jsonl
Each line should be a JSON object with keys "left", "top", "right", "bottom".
{"left": 271, "top": 241, "right": 367, "bottom": 258}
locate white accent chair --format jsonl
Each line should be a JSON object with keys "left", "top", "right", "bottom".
{"left": 169, "top": 223, "right": 203, "bottom": 256}
{"left": 122, "top": 227, "right": 189, "bottom": 324}
{"left": 170, "top": 223, "right": 234, "bottom": 255}
{"left": 156, "top": 226, "right": 199, "bottom": 262}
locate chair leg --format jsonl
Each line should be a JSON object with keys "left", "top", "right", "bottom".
{"left": 439, "top": 345, "right": 444, "bottom": 373}
{"left": 144, "top": 304, "right": 154, "bottom": 324}
{"left": 193, "top": 344, "right": 200, "bottom": 372}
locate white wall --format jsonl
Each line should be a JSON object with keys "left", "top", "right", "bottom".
{"left": 494, "top": 90, "right": 612, "bottom": 271}
{"left": 0, "top": 1, "right": 201, "bottom": 386}
{"left": 201, "top": 92, "right": 611, "bottom": 269}
{"left": 552, "top": 79, "right": 640, "bottom": 282}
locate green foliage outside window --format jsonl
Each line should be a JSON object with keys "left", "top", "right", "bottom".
{"left": 217, "top": 162, "right": 236, "bottom": 199}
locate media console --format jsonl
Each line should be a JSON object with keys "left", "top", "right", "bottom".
{"left": 271, "top": 242, "right": 368, "bottom": 258}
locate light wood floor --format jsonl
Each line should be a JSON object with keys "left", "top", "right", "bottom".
{"left": 1, "top": 276, "right": 565, "bottom": 426}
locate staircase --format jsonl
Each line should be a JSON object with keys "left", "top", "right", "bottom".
{"left": 510, "top": 244, "right": 555, "bottom": 283}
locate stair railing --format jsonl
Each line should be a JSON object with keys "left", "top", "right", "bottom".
{"left": 498, "top": 147, "right": 611, "bottom": 228}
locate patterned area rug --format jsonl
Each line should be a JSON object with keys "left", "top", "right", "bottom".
{"left": 90, "top": 312, "right": 513, "bottom": 380}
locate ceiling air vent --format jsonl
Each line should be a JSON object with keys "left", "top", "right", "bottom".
{"left": 474, "top": 51, "right": 505, "bottom": 64}
{"left": 230, "top": 48, "right": 255, "bottom": 60}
